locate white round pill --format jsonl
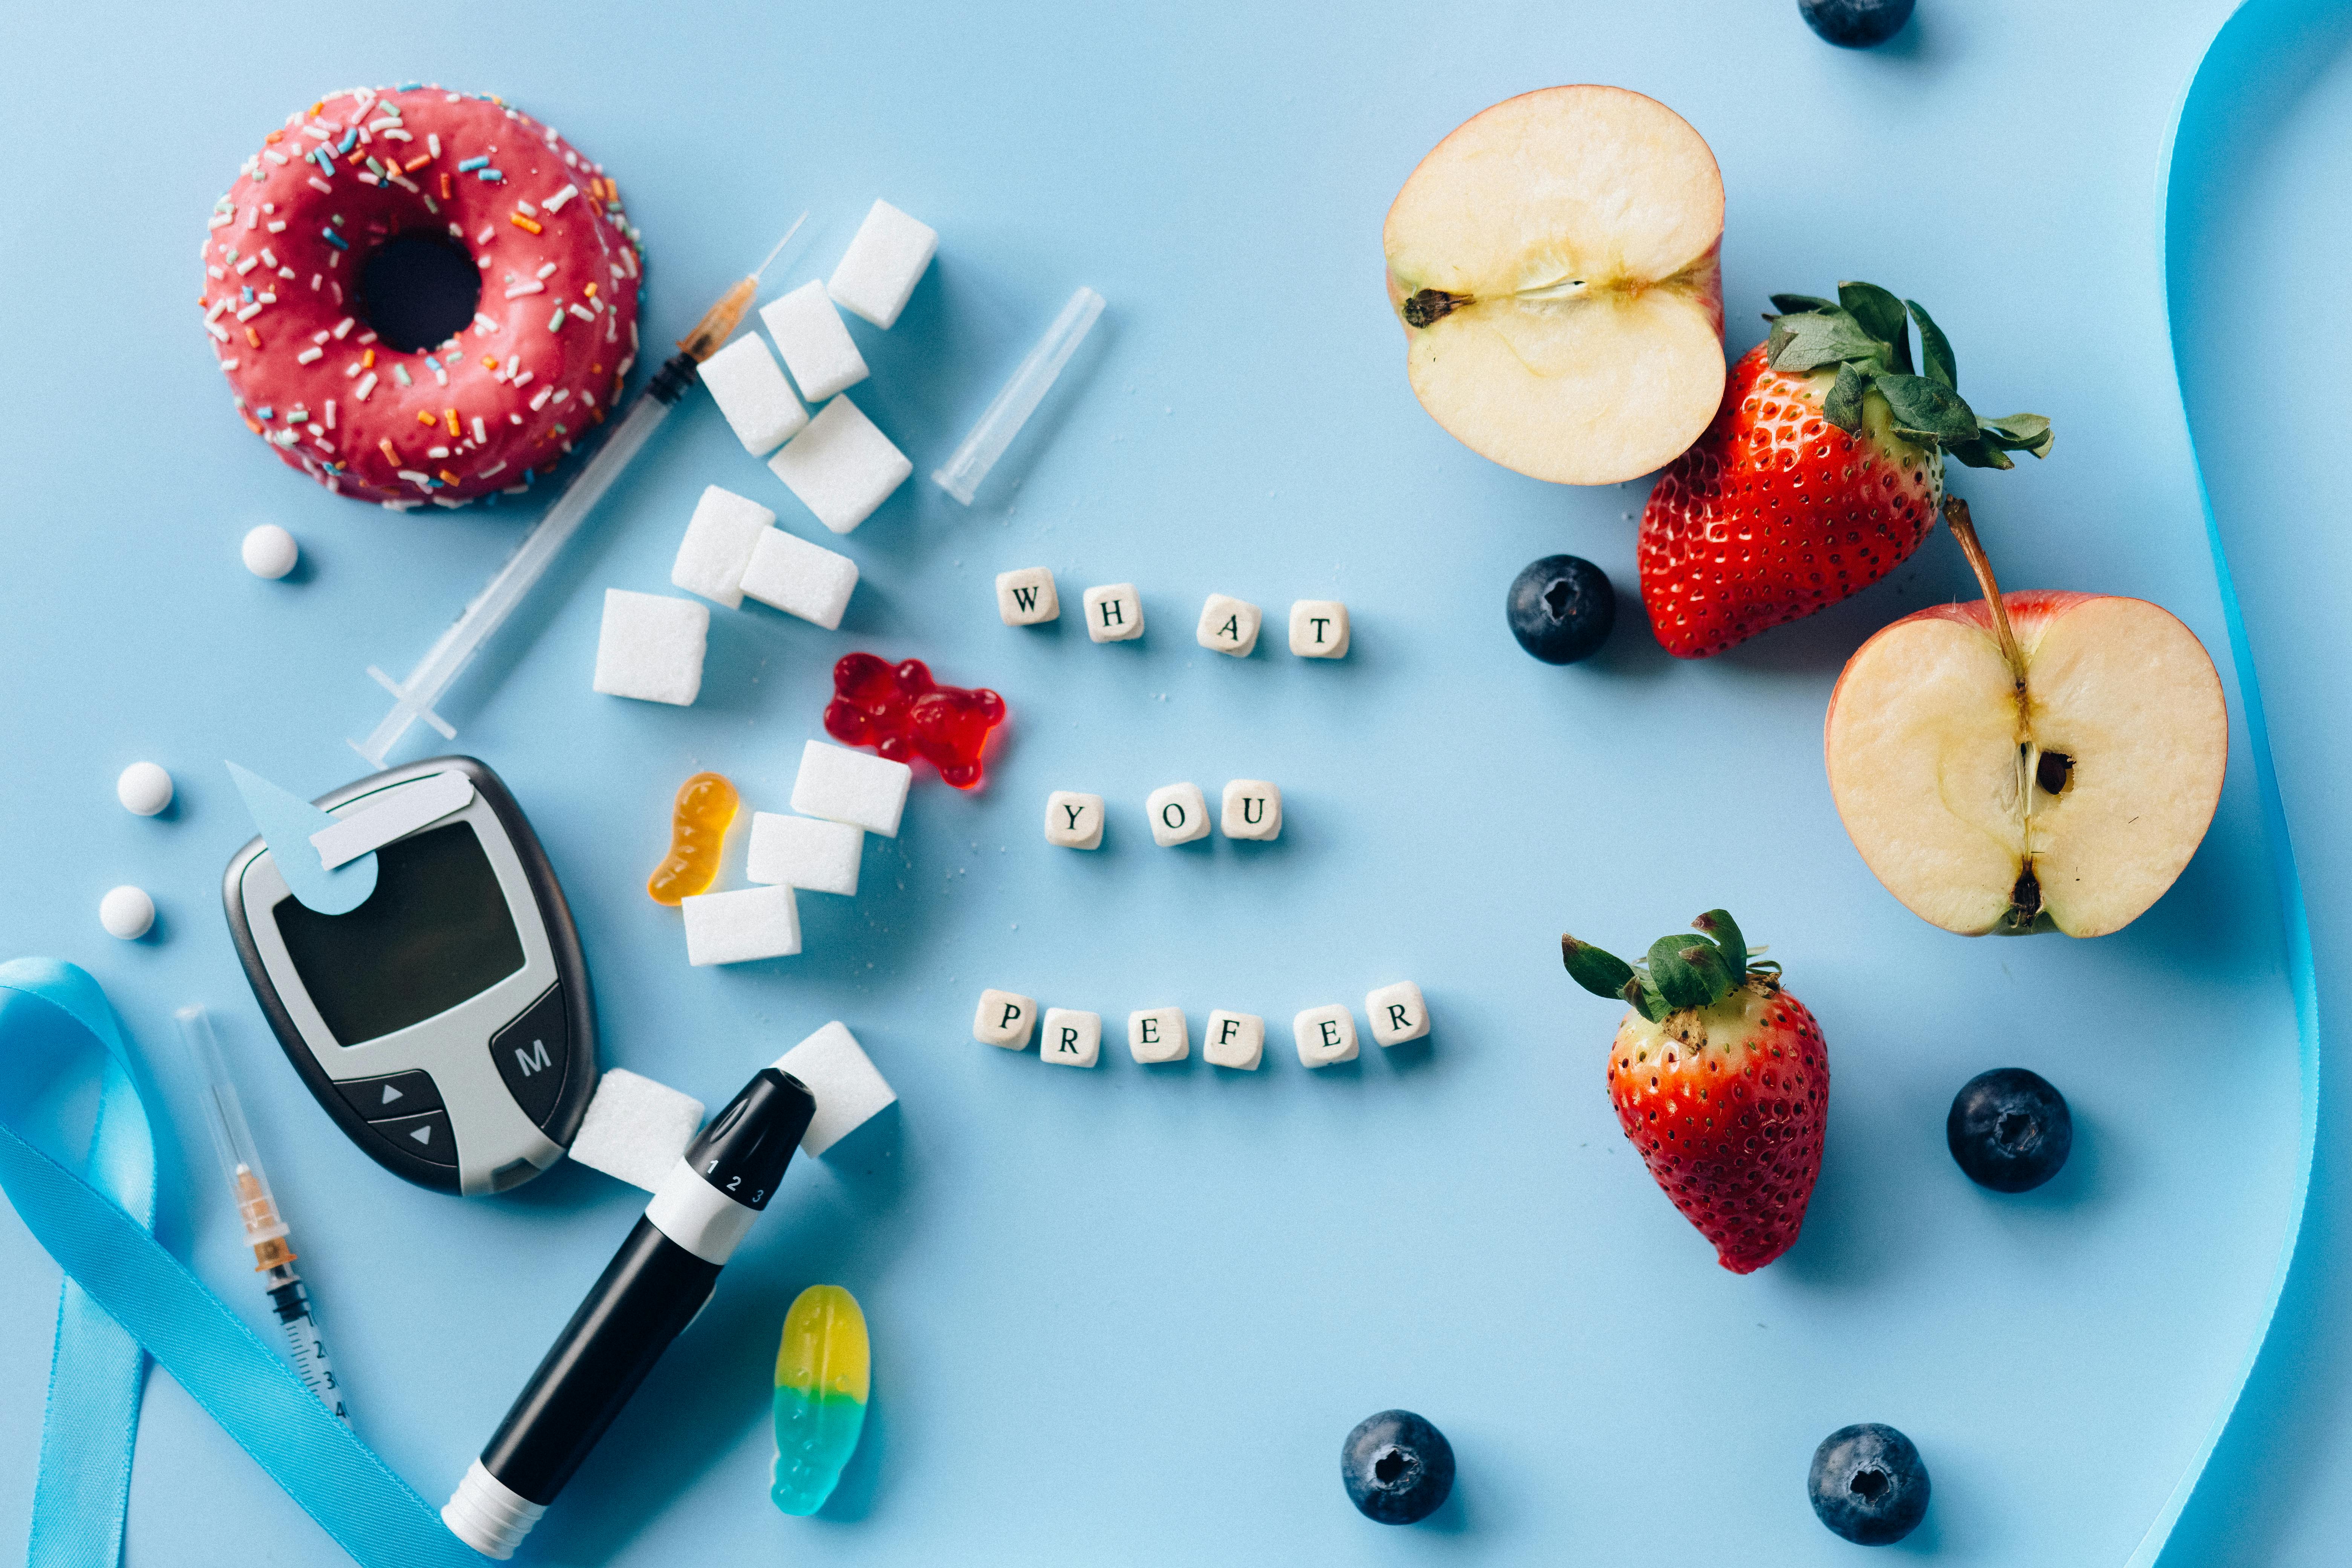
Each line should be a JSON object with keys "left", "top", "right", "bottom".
{"left": 116, "top": 761, "right": 173, "bottom": 816}
{"left": 241, "top": 524, "right": 300, "bottom": 580}
{"left": 99, "top": 886, "right": 155, "bottom": 940}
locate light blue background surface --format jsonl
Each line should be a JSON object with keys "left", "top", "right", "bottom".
{"left": 0, "top": 2, "right": 2331, "bottom": 1563}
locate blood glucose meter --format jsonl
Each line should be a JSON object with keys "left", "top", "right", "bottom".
{"left": 224, "top": 756, "right": 597, "bottom": 1195}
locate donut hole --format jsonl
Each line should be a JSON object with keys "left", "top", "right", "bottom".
{"left": 360, "top": 232, "right": 481, "bottom": 353}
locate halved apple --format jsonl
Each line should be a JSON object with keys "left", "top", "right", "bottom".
{"left": 1824, "top": 506, "right": 2228, "bottom": 937}
{"left": 1381, "top": 85, "right": 1726, "bottom": 485}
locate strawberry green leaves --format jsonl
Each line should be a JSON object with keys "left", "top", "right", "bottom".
{"left": 1838, "top": 282, "right": 1912, "bottom": 372}
{"left": 1691, "top": 908, "right": 1747, "bottom": 977}
{"left": 1876, "top": 375, "right": 1980, "bottom": 447}
{"left": 1908, "top": 297, "right": 1958, "bottom": 390}
{"left": 1824, "top": 363, "right": 1869, "bottom": 431}
{"left": 1766, "top": 309, "right": 1883, "bottom": 373}
{"left": 1762, "top": 283, "right": 2053, "bottom": 470}
{"left": 1561, "top": 936, "right": 1640, "bottom": 1006}
{"left": 1952, "top": 413, "right": 2055, "bottom": 472}
{"left": 1562, "top": 910, "right": 1761, "bottom": 1023}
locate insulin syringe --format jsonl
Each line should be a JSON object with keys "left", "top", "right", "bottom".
{"left": 176, "top": 1004, "right": 348, "bottom": 1425}
{"left": 351, "top": 216, "right": 808, "bottom": 768}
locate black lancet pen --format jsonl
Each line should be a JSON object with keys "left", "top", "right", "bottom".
{"left": 442, "top": 1065, "right": 815, "bottom": 1559}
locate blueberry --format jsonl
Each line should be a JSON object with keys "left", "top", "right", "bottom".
{"left": 1947, "top": 1067, "right": 2072, "bottom": 1192}
{"left": 1798, "top": 0, "right": 1915, "bottom": 47}
{"left": 1809, "top": 1423, "right": 1930, "bottom": 1545}
{"left": 1507, "top": 554, "right": 1615, "bottom": 664}
{"left": 1341, "top": 1409, "right": 1454, "bottom": 1524}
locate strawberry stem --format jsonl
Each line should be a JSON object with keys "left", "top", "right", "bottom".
{"left": 1943, "top": 496, "right": 2026, "bottom": 688}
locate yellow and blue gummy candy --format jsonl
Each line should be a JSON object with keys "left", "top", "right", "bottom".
{"left": 771, "top": 1284, "right": 869, "bottom": 1516}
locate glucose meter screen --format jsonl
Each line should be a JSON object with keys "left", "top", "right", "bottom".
{"left": 274, "top": 821, "right": 527, "bottom": 1046}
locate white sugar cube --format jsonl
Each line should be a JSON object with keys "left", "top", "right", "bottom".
{"left": 1044, "top": 790, "right": 1105, "bottom": 849}
{"left": 670, "top": 485, "right": 775, "bottom": 608}
{"left": 568, "top": 1068, "right": 706, "bottom": 1191}
{"left": 592, "top": 590, "right": 708, "bottom": 706}
{"left": 767, "top": 396, "right": 911, "bottom": 534}
{"left": 1366, "top": 982, "right": 1431, "bottom": 1046}
{"left": 1289, "top": 599, "right": 1351, "bottom": 658}
{"left": 1204, "top": 1011, "right": 1265, "bottom": 1070}
{"left": 774, "top": 1021, "right": 895, "bottom": 1156}
{"left": 1128, "top": 1007, "right": 1188, "bottom": 1064}
{"left": 827, "top": 199, "right": 937, "bottom": 329}
{"left": 1146, "top": 782, "right": 1210, "bottom": 847}
{"left": 997, "top": 567, "right": 1059, "bottom": 626}
{"left": 698, "top": 333, "right": 807, "bottom": 456}
{"left": 1221, "top": 779, "right": 1282, "bottom": 841}
{"left": 681, "top": 884, "right": 801, "bottom": 965}
{"left": 1196, "top": 593, "right": 1262, "bottom": 657}
{"left": 745, "top": 812, "right": 863, "bottom": 895}
{"left": 740, "top": 527, "right": 858, "bottom": 629}
{"left": 1294, "top": 1004, "right": 1358, "bottom": 1067}
{"left": 1083, "top": 583, "right": 1144, "bottom": 643}
{"left": 974, "top": 989, "right": 1037, "bottom": 1050}
{"left": 1040, "top": 1008, "right": 1102, "bottom": 1068}
{"left": 791, "top": 740, "right": 911, "bottom": 837}
{"left": 760, "top": 280, "right": 869, "bottom": 402}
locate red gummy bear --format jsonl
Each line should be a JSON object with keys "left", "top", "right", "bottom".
{"left": 823, "top": 654, "right": 1006, "bottom": 790}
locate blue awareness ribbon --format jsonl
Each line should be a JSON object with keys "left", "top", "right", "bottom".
{"left": 2136, "top": 0, "right": 2328, "bottom": 1560}
{"left": 0, "top": 959, "right": 479, "bottom": 1568}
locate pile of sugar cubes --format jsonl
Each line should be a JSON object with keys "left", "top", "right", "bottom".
{"left": 590, "top": 200, "right": 936, "bottom": 710}
{"left": 700, "top": 199, "right": 932, "bottom": 532}
{"left": 568, "top": 1019, "right": 899, "bottom": 1186}
{"left": 972, "top": 985, "right": 1430, "bottom": 1070}
{"left": 676, "top": 740, "right": 911, "bottom": 967}
{"left": 994, "top": 568, "right": 1351, "bottom": 658}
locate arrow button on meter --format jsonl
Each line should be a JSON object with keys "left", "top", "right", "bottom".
{"left": 368, "top": 1109, "right": 458, "bottom": 1167}
{"left": 333, "top": 1069, "right": 444, "bottom": 1124}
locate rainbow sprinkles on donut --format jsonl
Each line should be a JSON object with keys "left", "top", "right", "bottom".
{"left": 202, "top": 84, "right": 645, "bottom": 510}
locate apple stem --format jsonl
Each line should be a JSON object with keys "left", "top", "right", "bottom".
{"left": 1943, "top": 495, "right": 2026, "bottom": 688}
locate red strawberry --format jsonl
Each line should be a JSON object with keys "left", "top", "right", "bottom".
{"left": 1638, "top": 283, "right": 2053, "bottom": 658}
{"left": 1562, "top": 910, "right": 1828, "bottom": 1273}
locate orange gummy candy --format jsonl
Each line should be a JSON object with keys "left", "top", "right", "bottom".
{"left": 646, "top": 772, "right": 740, "bottom": 905}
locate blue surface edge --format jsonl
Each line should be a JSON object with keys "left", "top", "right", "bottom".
{"left": 2139, "top": 2, "right": 2327, "bottom": 1560}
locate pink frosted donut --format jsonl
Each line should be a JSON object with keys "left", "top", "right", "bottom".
{"left": 201, "top": 86, "right": 645, "bottom": 508}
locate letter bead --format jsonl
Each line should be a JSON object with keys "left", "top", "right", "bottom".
{"left": 1146, "top": 782, "right": 1211, "bottom": 847}
{"left": 974, "top": 989, "right": 1037, "bottom": 1050}
{"left": 1204, "top": 1011, "right": 1265, "bottom": 1070}
{"left": 1083, "top": 583, "right": 1144, "bottom": 643}
{"left": 1040, "top": 1008, "right": 1102, "bottom": 1068}
{"left": 1293, "top": 1004, "right": 1358, "bottom": 1068}
{"left": 1195, "top": 593, "right": 1262, "bottom": 657}
{"left": 1044, "top": 790, "right": 1106, "bottom": 849}
{"left": 1288, "top": 599, "right": 1351, "bottom": 658}
{"left": 996, "top": 566, "right": 1059, "bottom": 626}
{"left": 1220, "top": 779, "right": 1282, "bottom": 841}
{"left": 1365, "top": 982, "right": 1430, "bottom": 1046}
{"left": 1128, "top": 1007, "right": 1190, "bottom": 1064}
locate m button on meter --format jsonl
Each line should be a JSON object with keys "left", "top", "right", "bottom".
{"left": 491, "top": 985, "right": 570, "bottom": 1129}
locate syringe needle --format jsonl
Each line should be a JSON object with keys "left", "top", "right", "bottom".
{"left": 177, "top": 1005, "right": 351, "bottom": 1425}
{"left": 751, "top": 212, "right": 809, "bottom": 283}
{"left": 351, "top": 223, "right": 810, "bottom": 767}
